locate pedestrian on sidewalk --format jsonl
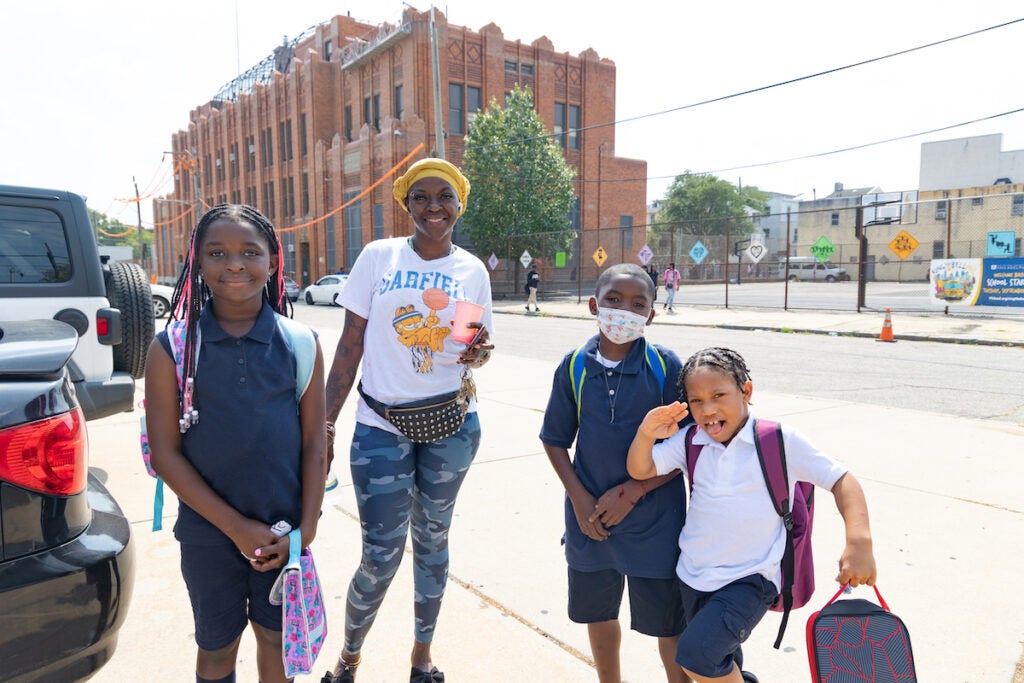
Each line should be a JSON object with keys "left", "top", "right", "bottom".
{"left": 627, "top": 347, "right": 877, "bottom": 683}
{"left": 662, "top": 262, "right": 681, "bottom": 312}
{"left": 646, "top": 263, "right": 659, "bottom": 303}
{"left": 144, "top": 204, "right": 327, "bottom": 683}
{"left": 541, "top": 263, "right": 692, "bottom": 683}
{"left": 321, "top": 158, "right": 495, "bottom": 683}
{"left": 525, "top": 262, "right": 541, "bottom": 312}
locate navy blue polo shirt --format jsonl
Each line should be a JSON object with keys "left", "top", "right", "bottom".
{"left": 158, "top": 300, "right": 303, "bottom": 545}
{"left": 540, "top": 335, "right": 688, "bottom": 578}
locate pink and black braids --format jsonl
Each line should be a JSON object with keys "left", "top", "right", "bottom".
{"left": 166, "top": 204, "right": 291, "bottom": 427}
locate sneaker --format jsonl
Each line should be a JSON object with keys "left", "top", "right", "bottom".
{"left": 741, "top": 671, "right": 759, "bottom": 683}
{"left": 525, "top": 305, "right": 530, "bottom": 311}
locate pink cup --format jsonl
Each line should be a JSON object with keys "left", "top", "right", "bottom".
{"left": 450, "top": 300, "right": 484, "bottom": 344}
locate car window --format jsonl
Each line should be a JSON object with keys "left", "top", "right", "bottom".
{"left": 0, "top": 205, "right": 72, "bottom": 284}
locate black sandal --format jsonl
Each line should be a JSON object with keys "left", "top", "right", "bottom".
{"left": 410, "top": 665, "right": 445, "bottom": 682}
{"left": 322, "top": 656, "right": 360, "bottom": 683}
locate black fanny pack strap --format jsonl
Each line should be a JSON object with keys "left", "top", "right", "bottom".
{"left": 357, "top": 381, "right": 390, "bottom": 419}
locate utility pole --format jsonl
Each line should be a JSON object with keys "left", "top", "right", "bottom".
{"left": 191, "top": 148, "right": 203, "bottom": 223}
{"left": 429, "top": 5, "right": 445, "bottom": 159}
{"left": 133, "top": 176, "right": 145, "bottom": 272}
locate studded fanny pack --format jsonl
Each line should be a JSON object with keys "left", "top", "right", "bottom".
{"left": 358, "top": 368, "right": 476, "bottom": 443}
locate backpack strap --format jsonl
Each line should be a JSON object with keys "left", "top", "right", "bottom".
{"left": 569, "top": 344, "right": 587, "bottom": 420}
{"left": 643, "top": 339, "right": 667, "bottom": 399}
{"left": 274, "top": 314, "right": 317, "bottom": 402}
{"left": 570, "top": 340, "right": 667, "bottom": 420}
{"left": 751, "top": 418, "right": 796, "bottom": 649}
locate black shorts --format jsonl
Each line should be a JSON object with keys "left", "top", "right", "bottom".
{"left": 676, "top": 574, "right": 778, "bottom": 677}
{"left": 567, "top": 567, "right": 685, "bottom": 637}
{"left": 180, "top": 542, "right": 282, "bottom": 651}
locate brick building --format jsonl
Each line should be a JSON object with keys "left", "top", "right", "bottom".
{"left": 153, "top": 7, "right": 646, "bottom": 287}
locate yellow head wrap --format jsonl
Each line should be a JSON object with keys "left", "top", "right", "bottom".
{"left": 392, "top": 158, "right": 471, "bottom": 217}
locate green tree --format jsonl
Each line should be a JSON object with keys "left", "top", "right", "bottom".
{"left": 462, "top": 84, "right": 576, "bottom": 271}
{"left": 653, "top": 172, "right": 768, "bottom": 237}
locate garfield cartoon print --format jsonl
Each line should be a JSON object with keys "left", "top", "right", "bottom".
{"left": 392, "top": 288, "right": 454, "bottom": 374}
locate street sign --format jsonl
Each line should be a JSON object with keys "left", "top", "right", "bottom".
{"left": 810, "top": 236, "right": 836, "bottom": 262}
{"left": 487, "top": 253, "right": 499, "bottom": 270}
{"left": 888, "top": 230, "right": 919, "bottom": 260}
{"left": 519, "top": 250, "right": 532, "bottom": 269}
{"left": 592, "top": 246, "right": 607, "bottom": 267}
{"left": 746, "top": 242, "right": 766, "bottom": 263}
{"left": 689, "top": 240, "right": 708, "bottom": 264}
{"left": 637, "top": 244, "right": 653, "bottom": 265}
{"left": 987, "top": 231, "right": 1016, "bottom": 257}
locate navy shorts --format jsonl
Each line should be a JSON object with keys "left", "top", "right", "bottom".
{"left": 180, "top": 542, "right": 282, "bottom": 651}
{"left": 675, "top": 574, "right": 778, "bottom": 677}
{"left": 567, "top": 567, "right": 685, "bottom": 638}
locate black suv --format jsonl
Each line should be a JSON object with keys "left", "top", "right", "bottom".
{"left": 0, "top": 318, "right": 135, "bottom": 682}
{"left": 0, "top": 184, "right": 154, "bottom": 420}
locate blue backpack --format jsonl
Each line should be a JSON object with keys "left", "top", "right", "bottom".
{"left": 568, "top": 338, "right": 668, "bottom": 418}
{"left": 140, "top": 314, "right": 317, "bottom": 531}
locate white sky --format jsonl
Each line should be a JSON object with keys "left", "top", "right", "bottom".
{"left": 2, "top": 1, "right": 1022, "bottom": 228}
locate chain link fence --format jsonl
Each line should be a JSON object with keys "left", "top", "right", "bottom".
{"left": 479, "top": 191, "right": 1024, "bottom": 317}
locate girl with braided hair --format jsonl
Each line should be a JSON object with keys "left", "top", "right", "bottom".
{"left": 144, "top": 204, "right": 327, "bottom": 683}
{"left": 627, "top": 347, "right": 876, "bottom": 683}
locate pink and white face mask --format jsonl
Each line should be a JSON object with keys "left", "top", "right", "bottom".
{"left": 596, "top": 307, "right": 648, "bottom": 345}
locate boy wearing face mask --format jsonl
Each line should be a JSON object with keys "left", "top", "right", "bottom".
{"left": 541, "top": 263, "right": 692, "bottom": 683}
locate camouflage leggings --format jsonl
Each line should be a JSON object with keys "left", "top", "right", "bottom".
{"left": 342, "top": 412, "right": 481, "bottom": 655}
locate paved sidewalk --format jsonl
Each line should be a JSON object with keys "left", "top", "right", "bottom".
{"left": 494, "top": 297, "right": 1024, "bottom": 347}
{"left": 87, "top": 305, "right": 1024, "bottom": 682}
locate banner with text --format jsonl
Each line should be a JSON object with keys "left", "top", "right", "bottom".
{"left": 930, "top": 257, "right": 1024, "bottom": 307}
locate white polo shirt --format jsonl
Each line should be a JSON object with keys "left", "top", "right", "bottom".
{"left": 652, "top": 416, "right": 847, "bottom": 592}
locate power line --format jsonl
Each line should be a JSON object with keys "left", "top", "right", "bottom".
{"left": 700, "top": 107, "right": 1024, "bottom": 178}
{"left": 466, "top": 17, "right": 1024, "bottom": 151}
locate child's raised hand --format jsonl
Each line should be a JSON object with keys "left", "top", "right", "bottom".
{"left": 638, "top": 402, "right": 689, "bottom": 440}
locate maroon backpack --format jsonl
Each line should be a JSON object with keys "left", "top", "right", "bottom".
{"left": 684, "top": 418, "right": 815, "bottom": 648}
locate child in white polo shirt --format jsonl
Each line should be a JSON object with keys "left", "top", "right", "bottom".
{"left": 627, "top": 347, "right": 876, "bottom": 683}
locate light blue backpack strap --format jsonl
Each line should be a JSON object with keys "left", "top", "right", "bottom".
{"left": 152, "top": 479, "right": 164, "bottom": 532}
{"left": 644, "top": 339, "right": 667, "bottom": 397}
{"left": 147, "top": 320, "right": 187, "bottom": 532}
{"left": 275, "top": 315, "right": 317, "bottom": 402}
{"left": 568, "top": 344, "right": 587, "bottom": 420}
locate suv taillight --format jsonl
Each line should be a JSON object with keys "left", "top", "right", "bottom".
{"left": 0, "top": 408, "right": 88, "bottom": 496}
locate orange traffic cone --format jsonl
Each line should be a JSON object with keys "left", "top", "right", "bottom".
{"left": 877, "top": 308, "right": 895, "bottom": 342}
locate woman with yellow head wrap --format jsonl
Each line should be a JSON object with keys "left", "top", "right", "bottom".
{"left": 322, "top": 156, "right": 493, "bottom": 683}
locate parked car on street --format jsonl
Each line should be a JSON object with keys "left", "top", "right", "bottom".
{"left": 304, "top": 274, "right": 348, "bottom": 306}
{"left": 0, "top": 318, "right": 135, "bottom": 682}
{"left": 0, "top": 184, "right": 154, "bottom": 420}
{"left": 779, "top": 256, "right": 851, "bottom": 282}
{"left": 284, "top": 276, "right": 301, "bottom": 302}
{"left": 150, "top": 282, "right": 175, "bottom": 318}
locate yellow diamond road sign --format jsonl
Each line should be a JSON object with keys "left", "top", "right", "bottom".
{"left": 889, "top": 230, "right": 919, "bottom": 260}
{"left": 592, "top": 246, "right": 607, "bottom": 267}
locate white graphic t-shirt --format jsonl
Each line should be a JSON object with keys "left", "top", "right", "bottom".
{"left": 337, "top": 237, "right": 494, "bottom": 434}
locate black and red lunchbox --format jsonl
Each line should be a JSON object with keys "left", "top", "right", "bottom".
{"left": 806, "top": 583, "right": 917, "bottom": 682}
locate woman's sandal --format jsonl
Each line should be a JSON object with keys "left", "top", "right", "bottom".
{"left": 409, "top": 665, "right": 445, "bottom": 682}
{"left": 321, "top": 656, "right": 360, "bottom": 683}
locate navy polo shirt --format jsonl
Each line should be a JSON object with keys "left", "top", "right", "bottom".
{"left": 540, "top": 335, "right": 688, "bottom": 578}
{"left": 158, "top": 300, "right": 303, "bottom": 545}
